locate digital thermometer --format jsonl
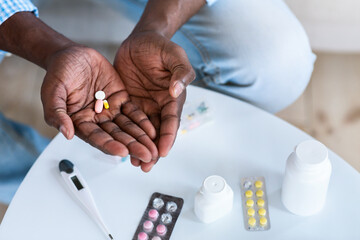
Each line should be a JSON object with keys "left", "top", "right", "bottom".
{"left": 59, "top": 159, "right": 114, "bottom": 240}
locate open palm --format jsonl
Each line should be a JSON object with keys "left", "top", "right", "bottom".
{"left": 114, "top": 32, "right": 195, "bottom": 171}
{"left": 41, "top": 45, "right": 158, "bottom": 163}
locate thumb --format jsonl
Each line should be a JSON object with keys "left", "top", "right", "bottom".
{"left": 41, "top": 79, "right": 75, "bottom": 140}
{"left": 169, "top": 65, "right": 196, "bottom": 98}
{"left": 55, "top": 109, "right": 75, "bottom": 140}
{"left": 164, "top": 44, "right": 196, "bottom": 98}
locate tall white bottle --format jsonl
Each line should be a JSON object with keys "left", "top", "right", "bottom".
{"left": 281, "top": 140, "right": 332, "bottom": 216}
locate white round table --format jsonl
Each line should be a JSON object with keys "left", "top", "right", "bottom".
{"left": 1, "top": 86, "right": 359, "bottom": 239}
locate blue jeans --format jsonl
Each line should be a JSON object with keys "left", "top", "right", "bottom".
{"left": 0, "top": 0, "right": 315, "bottom": 203}
{"left": 0, "top": 113, "right": 49, "bottom": 204}
{"left": 106, "top": 0, "right": 316, "bottom": 113}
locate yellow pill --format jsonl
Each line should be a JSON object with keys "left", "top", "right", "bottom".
{"left": 256, "top": 189, "right": 264, "bottom": 197}
{"left": 246, "top": 199, "right": 254, "bottom": 207}
{"left": 248, "top": 217, "right": 256, "bottom": 227}
{"left": 103, "top": 100, "right": 109, "bottom": 109}
{"left": 181, "top": 129, "right": 188, "bottom": 134}
{"left": 258, "top": 208, "right": 267, "bottom": 216}
{"left": 260, "top": 217, "right": 267, "bottom": 226}
{"left": 247, "top": 208, "right": 255, "bottom": 216}
{"left": 257, "top": 198, "right": 265, "bottom": 207}
{"left": 245, "top": 190, "right": 253, "bottom": 198}
{"left": 255, "top": 180, "right": 263, "bottom": 188}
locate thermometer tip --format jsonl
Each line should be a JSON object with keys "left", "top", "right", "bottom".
{"left": 109, "top": 234, "right": 114, "bottom": 240}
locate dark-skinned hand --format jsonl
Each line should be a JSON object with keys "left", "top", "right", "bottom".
{"left": 41, "top": 45, "right": 158, "bottom": 163}
{"left": 114, "top": 31, "right": 196, "bottom": 172}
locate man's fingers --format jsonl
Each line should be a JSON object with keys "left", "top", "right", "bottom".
{"left": 113, "top": 114, "right": 158, "bottom": 160}
{"left": 76, "top": 121, "right": 129, "bottom": 157}
{"left": 140, "top": 113, "right": 161, "bottom": 172}
{"left": 140, "top": 159, "right": 158, "bottom": 173}
{"left": 41, "top": 78, "right": 75, "bottom": 139}
{"left": 149, "top": 113, "right": 161, "bottom": 138}
{"left": 169, "top": 65, "right": 195, "bottom": 98}
{"left": 56, "top": 110, "right": 75, "bottom": 140}
{"left": 100, "top": 120, "right": 153, "bottom": 163}
{"left": 122, "top": 102, "right": 156, "bottom": 140}
{"left": 131, "top": 157, "right": 141, "bottom": 167}
{"left": 130, "top": 156, "right": 141, "bottom": 167}
{"left": 158, "top": 100, "right": 181, "bottom": 157}
{"left": 165, "top": 44, "right": 196, "bottom": 98}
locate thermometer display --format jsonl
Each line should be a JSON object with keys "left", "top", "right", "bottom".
{"left": 59, "top": 159, "right": 114, "bottom": 240}
{"left": 71, "top": 176, "right": 84, "bottom": 190}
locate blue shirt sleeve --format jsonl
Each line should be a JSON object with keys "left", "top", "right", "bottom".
{"left": 0, "top": 0, "right": 38, "bottom": 57}
{"left": 0, "top": 0, "right": 38, "bottom": 24}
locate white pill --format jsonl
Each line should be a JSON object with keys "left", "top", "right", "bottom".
{"left": 95, "top": 91, "right": 105, "bottom": 100}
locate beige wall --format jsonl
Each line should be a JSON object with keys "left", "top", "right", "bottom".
{"left": 285, "top": 0, "right": 360, "bottom": 52}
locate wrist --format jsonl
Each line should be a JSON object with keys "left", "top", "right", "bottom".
{"left": 0, "top": 12, "right": 77, "bottom": 69}
{"left": 132, "top": 12, "right": 176, "bottom": 39}
{"left": 131, "top": 0, "right": 205, "bottom": 39}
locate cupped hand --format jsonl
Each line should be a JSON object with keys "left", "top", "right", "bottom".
{"left": 41, "top": 45, "right": 158, "bottom": 163}
{"left": 114, "top": 31, "right": 196, "bottom": 172}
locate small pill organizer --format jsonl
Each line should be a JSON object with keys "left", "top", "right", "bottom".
{"left": 240, "top": 177, "right": 271, "bottom": 231}
{"left": 133, "top": 192, "right": 184, "bottom": 240}
{"left": 180, "top": 101, "right": 211, "bottom": 134}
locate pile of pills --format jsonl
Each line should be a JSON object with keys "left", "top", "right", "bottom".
{"left": 240, "top": 177, "right": 270, "bottom": 231}
{"left": 94, "top": 91, "right": 109, "bottom": 113}
{"left": 133, "top": 192, "right": 184, "bottom": 240}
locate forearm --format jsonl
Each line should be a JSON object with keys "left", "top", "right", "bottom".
{"left": 0, "top": 12, "right": 76, "bottom": 69}
{"left": 133, "top": 0, "right": 206, "bottom": 38}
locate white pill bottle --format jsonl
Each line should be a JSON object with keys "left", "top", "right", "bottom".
{"left": 281, "top": 140, "right": 332, "bottom": 216}
{"left": 194, "top": 175, "right": 234, "bottom": 223}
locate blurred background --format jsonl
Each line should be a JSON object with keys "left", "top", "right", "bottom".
{"left": 1, "top": 0, "right": 360, "bottom": 222}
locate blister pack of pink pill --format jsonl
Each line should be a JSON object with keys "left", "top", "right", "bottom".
{"left": 132, "top": 192, "right": 184, "bottom": 240}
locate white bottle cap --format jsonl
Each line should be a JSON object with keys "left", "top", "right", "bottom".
{"left": 95, "top": 91, "right": 106, "bottom": 100}
{"left": 195, "top": 175, "right": 234, "bottom": 223}
{"left": 294, "top": 140, "right": 329, "bottom": 171}
{"left": 200, "top": 175, "right": 227, "bottom": 199}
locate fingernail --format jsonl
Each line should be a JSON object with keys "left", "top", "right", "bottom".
{"left": 59, "top": 125, "right": 68, "bottom": 138}
{"left": 173, "top": 82, "right": 184, "bottom": 98}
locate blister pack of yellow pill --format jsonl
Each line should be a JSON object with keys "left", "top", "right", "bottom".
{"left": 240, "top": 176, "right": 270, "bottom": 231}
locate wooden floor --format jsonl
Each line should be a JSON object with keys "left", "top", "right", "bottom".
{"left": 0, "top": 203, "right": 7, "bottom": 224}
{"left": 0, "top": 50, "right": 359, "bottom": 223}
{"left": 277, "top": 53, "right": 360, "bottom": 172}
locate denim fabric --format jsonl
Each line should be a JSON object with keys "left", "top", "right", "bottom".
{"left": 101, "top": 0, "right": 316, "bottom": 113}
{"left": 0, "top": 0, "right": 316, "bottom": 204}
{"left": 0, "top": 0, "right": 43, "bottom": 204}
{"left": 0, "top": 113, "right": 49, "bottom": 204}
